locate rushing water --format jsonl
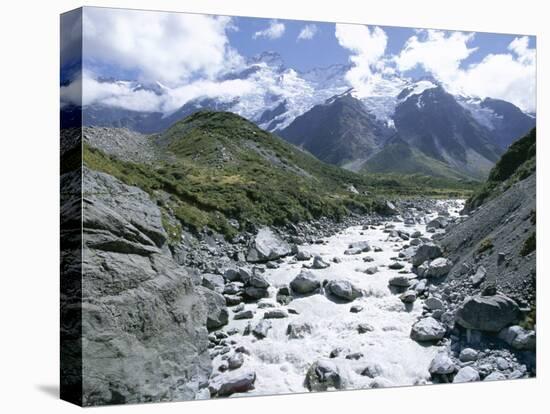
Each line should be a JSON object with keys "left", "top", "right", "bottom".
{"left": 214, "top": 200, "right": 464, "bottom": 396}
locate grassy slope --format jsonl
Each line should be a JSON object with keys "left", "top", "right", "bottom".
{"left": 83, "top": 111, "right": 478, "bottom": 241}
{"left": 465, "top": 128, "right": 536, "bottom": 212}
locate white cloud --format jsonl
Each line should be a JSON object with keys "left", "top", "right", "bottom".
{"left": 82, "top": 8, "right": 242, "bottom": 87}
{"left": 395, "top": 30, "right": 477, "bottom": 84}
{"left": 395, "top": 30, "right": 536, "bottom": 112}
{"left": 297, "top": 24, "right": 318, "bottom": 41}
{"left": 253, "top": 20, "right": 285, "bottom": 40}
{"left": 335, "top": 23, "right": 389, "bottom": 97}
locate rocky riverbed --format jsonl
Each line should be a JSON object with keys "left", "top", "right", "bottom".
{"left": 199, "top": 199, "right": 536, "bottom": 397}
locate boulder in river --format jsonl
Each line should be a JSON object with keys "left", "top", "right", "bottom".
{"left": 287, "top": 322, "right": 313, "bottom": 339}
{"left": 400, "top": 290, "right": 417, "bottom": 303}
{"left": 264, "top": 309, "right": 288, "bottom": 319}
{"left": 305, "top": 360, "right": 342, "bottom": 392}
{"left": 389, "top": 275, "right": 411, "bottom": 288}
{"left": 348, "top": 241, "right": 371, "bottom": 252}
{"left": 455, "top": 294, "right": 521, "bottom": 332}
{"left": 246, "top": 227, "right": 292, "bottom": 263}
{"left": 209, "top": 370, "right": 256, "bottom": 397}
{"left": 424, "top": 296, "right": 445, "bottom": 311}
{"left": 296, "top": 249, "right": 312, "bottom": 261}
{"left": 326, "top": 280, "right": 362, "bottom": 302}
{"left": 311, "top": 255, "right": 331, "bottom": 269}
{"left": 365, "top": 266, "right": 378, "bottom": 275}
{"left": 389, "top": 261, "right": 405, "bottom": 270}
{"left": 290, "top": 270, "right": 321, "bottom": 294}
{"left": 234, "top": 310, "right": 254, "bottom": 320}
{"left": 252, "top": 320, "right": 272, "bottom": 339}
{"left": 227, "top": 352, "right": 244, "bottom": 370}
{"left": 412, "top": 243, "right": 442, "bottom": 266}
{"left": 410, "top": 317, "right": 446, "bottom": 342}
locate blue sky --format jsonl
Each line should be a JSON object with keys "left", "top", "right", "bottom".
{"left": 60, "top": 7, "right": 537, "bottom": 112}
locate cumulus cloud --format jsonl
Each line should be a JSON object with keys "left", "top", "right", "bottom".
{"left": 61, "top": 70, "right": 257, "bottom": 114}
{"left": 82, "top": 8, "right": 242, "bottom": 87}
{"left": 395, "top": 30, "right": 536, "bottom": 111}
{"left": 335, "top": 23, "right": 389, "bottom": 97}
{"left": 253, "top": 20, "right": 285, "bottom": 40}
{"left": 297, "top": 24, "right": 318, "bottom": 41}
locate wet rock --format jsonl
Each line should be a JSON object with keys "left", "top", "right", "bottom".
{"left": 246, "top": 227, "right": 291, "bottom": 263}
{"left": 389, "top": 261, "right": 405, "bottom": 270}
{"left": 350, "top": 305, "right": 364, "bottom": 313}
{"left": 455, "top": 295, "right": 521, "bottom": 332}
{"left": 429, "top": 352, "right": 456, "bottom": 375}
{"left": 252, "top": 320, "right": 272, "bottom": 339}
{"left": 287, "top": 322, "right": 313, "bottom": 339}
{"left": 223, "top": 282, "right": 244, "bottom": 295}
{"left": 234, "top": 310, "right": 254, "bottom": 320}
{"left": 425, "top": 258, "right": 452, "bottom": 278}
{"left": 264, "top": 309, "right": 288, "bottom": 319}
{"left": 400, "top": 290, "right": 417, "bottom": 303}
{"left": 344, "top": 247, "right": 363, "bottom": 255}
{"left": 410, "top": 317, "right": 446, "bottom": 342}
{"left": 357, "top": 323, "right": 375, "bottom": 334}
{"left": 228, "top": 353, "right": 244, "bottom": 370}
{"left": 243, "top": 286, "right": 269, "bottom": 301}
{"left": 498, "top": 325, "right": 536, "bottom": 351}
{"left": 296, "top": 249, "right": 312, "bottom": 261}
{"left": 365, "top": 266, "right": 378, "bottom": 275}
{"left": 415, "top": 279, "right": 427, "bottom": 294}
{"left": 389, "top": 275, "right": 411, "bottom": 288}
{"left": 453, "top": 366, "right": 480, "bottom": 383}
{"left": 326, "top": 280, "right": 362, "bottom": 302}
{"left": 363, "top": 256, "right": 375, "bottom": 262}
{"left": 209, "top": 370, "right": 256, "bottom": 397}
{"left": 349, "top": 241, "right": 371, "bottom": 252}
{"left": 311, "top": 255, "right": 330, "bottom": 269}
{"left": 361, "top": 363, "right": 383, "bottom": 378}
{"left": 224, "top": 294, "right": 243, "bottom": 307}
{"left": 427, "top": 217, "right": 448, "bottom": 230}
{"left": 305, "top": 360, "right": 342, "bottom": 392}
{"left": 371, "top": 377, "right": 394, "bottom": 388}
{"left": 290, "top": 270, "right": 321, "bottom": 294}
{"left": 459, "top": 348, "right": 478, "bottom": 362}
{"left": 412, "top": 243, "right": 442, "bottom": 266}
{"left": 248, "top": 273, "right": 270, "bottom": 289}
{"left": 345, "top": 352, "right": 363, "bottom": 360}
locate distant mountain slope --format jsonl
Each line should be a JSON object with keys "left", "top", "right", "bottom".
{"left": 464, "top": 128, "right": 536, "bottom": 212}
{"left": 361, "top": 136, "right": 470, "bottom": 180}
{"left": 393, "top": 85, "right": 503, "bottom": 179}
{"left": 278, "top": 93, "right": 392, "bottom": 169}
{"left": 83, "top": 111, "right": 389, "bottom": 239}
{"left": 480, "top": 98, "right": 536, "bottom": 149}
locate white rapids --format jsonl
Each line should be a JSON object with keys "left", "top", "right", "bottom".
{"left": 213, "top": 200, "right": 464, "bottom": 396}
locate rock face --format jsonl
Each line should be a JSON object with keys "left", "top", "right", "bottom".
{"left": 246, "top": 227, "right": 292, "bottom": 262}
{"left": 290, "top": 271, "right": 322, "bottom": 294}
{"left": 410, "top": 317, "right": 446, "bottom": 342}
{"left": 412, "top": 243, "right": 442, "bottom": 266}
{"left": 81, "top": 169, "right": 211, "bottom": 406}
{"left": 455, "top": 295, "right": 521, "bottom": 332}
{"left": 305, "top": 360, "right": 342, "bottom": 392}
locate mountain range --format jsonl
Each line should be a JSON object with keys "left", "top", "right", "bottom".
{"left": 63, "top": 51, "right": 535, "bottom": 180}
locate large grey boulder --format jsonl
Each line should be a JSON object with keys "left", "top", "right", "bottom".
{"left": 410, "top": 317, "right": 446, "bottom": 342}
{"left": 208, "top": 370, "right": 256, "bottom": 397}
{"left": 201, "top": 288, "right": 229, "bottom": 330}
{"left": 80, "top": 169, "right": 210, "bottom": 405}
{"left": 290, "top": 271, "right": 321, "bottom": 294}
{"left": 246, "top": 227, "right": 292, "bottom": 262}
{"left": 453, "top": 367, "right": 480, "bottom": 383}
{"left": 326, "top": 280, "right": 362, "bottom": 302}
{"left": 412, "top": 243, "right": 442, "bottom": 266}
{"left": 425, "top": 258, "right": 452, "bottom": 278}
{"left": 455, "top": 295, "right": 521, "bottom": 332}
{"left": 305, "top": 360, "right": 342, "bottom": 392}
{"left": 429, "top": 352, "right": 456, "bottom": 375}
{"left": 498, "top": 325, "right": 536, "bottom": 351}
